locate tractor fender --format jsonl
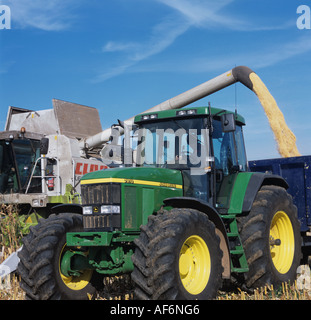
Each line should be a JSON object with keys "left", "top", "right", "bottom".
{"left": 163, "top": 197, "right": 231, "bottom": 279}
{"left": 51, "top": 203, "right": 83, "bottom": 215}
{"left": 241, "top": 173, "right": 289, "bottom": 214}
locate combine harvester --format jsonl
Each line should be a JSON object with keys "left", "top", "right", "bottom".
{"left": 0, "top": 99, "right": 110, "bottom": 277}
{"left": 0, "top": 66, "right": 309, "bottom": 300}
{"left": 0, "top": 99, "right": 109, "bottom": 218}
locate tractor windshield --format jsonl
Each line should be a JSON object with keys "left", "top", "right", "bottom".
{"left": 0, "top": 138, "right": 41, "bottom": 194}
{"left": 135, "top": 117, "right": 210, "bottom": 170}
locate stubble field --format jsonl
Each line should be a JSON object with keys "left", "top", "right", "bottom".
{"left": 0, "top": 204, "right": 310, "bottom": 301}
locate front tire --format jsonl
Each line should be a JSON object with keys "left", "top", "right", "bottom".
{"left": 131, "top": 208, "right": 223, "bottom": 300}
{"left": 237, "top": 185, "right": 302, "bottom": 289}
{"left": 17, "top": 213, "right": 97, "bottom": 300}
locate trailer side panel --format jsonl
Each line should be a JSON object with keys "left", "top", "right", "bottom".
{"left": 249, "top": 156, "right": 311, "bottom": 232}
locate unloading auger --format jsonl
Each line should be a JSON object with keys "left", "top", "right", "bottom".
{"left": 81, "top": 66, "right": 256, "bottom": 150}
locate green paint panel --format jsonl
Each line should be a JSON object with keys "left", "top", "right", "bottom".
{"left": 227, "top": 172, "right": 253, "bottom": 214}
{"left": 216, "top": 174, "right": 238, "bottom": 209}
{"left": 123, "top": 186, "right": 138, "bottom": 230}
{"left": 81, "top": 166, "right": 183, "bottom": 187}
{"left": 122, "top": 183, "right": 182, "bottom": 232}
{"left": 142, "top": 188, "right": 154, "bottom": 225}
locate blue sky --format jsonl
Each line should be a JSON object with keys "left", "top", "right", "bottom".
{"left": 0, "top": 0, "right": 310, "bottom": 160}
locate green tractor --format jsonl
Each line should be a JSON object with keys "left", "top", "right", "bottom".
{"left": 17, "top": 105, "right": 301, "bottom": 300}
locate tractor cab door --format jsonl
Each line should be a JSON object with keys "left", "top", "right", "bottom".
{"left": 211, "top": 119, "right": 248, "bottom": 212}
{"left": 180, "top": 125, "right": 212, "bottom": 204}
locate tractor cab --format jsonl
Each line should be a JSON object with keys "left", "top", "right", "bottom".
{"left": 133, "top": 106, "right": 248, "bottom": 212}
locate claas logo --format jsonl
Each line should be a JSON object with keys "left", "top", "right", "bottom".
{"left": 75, "top": 162, "right": 108, "bottom": 176}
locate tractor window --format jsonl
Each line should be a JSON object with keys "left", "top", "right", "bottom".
{"left": 212, "top": 120, "right": 238, "bottom": 176}
{"left": 234, "top": 126, "right": 247, "bottom": 172}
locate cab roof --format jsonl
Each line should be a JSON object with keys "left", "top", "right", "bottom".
{"left": 134, "top": 106, "right": 245, "bottom": 125}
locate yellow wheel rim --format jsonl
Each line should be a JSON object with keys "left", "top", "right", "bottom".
{"left": 59, "top": 244, "right": 93, "bottom": 291}
{"left": 179, "top": 235, "right": 211, "bottom": 295}
{"left": 270, "top": 211, "right": 295, "bottom": 274}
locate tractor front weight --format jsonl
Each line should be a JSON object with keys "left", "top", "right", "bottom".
{"left": 64, "top": 231, "right": 137, "bottom": 276}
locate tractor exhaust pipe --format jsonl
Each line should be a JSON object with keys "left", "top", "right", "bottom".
{"left": 82, "top": 66, "right": 255, "bottom": 150}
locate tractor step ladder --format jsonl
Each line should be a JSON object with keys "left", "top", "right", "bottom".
{"left": 221, "top": 215, "right": 249, "bottom": 273}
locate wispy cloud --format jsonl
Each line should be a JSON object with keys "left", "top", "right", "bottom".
{"left": 101, "top": 16, "right": 190, "bottom": 62}
{"left": 103, "top": 42, "right": 141, "bottom": 53}
{"left": 156, "top": 0, "right": 242, "bottom": 29}
{"left": 251, "top": 35, "right": 311, "bottom": 69}
{"left": 94, "top": 12, "right": 191, "bottom": 82}
{"left": 96, "top": 0, "right": 303, "bottom": 82}
{"left": 94, "top": 63, "right": 136, "bottom": 83}
{"left": 206, "top": 34, "right": 311, "bottom": 71}
{"left": 96, "top": 0, "right": 238, "bottom": 82}
{"left": 147, "top": 34, "right": 311, "bottom": 74}
{"left": 156, "top": 0, "right": 294, "bottom": 32}
{"left": 2, "top": 0, "right": 79, "bottom": 31}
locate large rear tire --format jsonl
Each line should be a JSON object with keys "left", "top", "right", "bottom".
{"left": 131, "top": 208, "right": 223, "bottom": 300}
{"left": 17, "top": 213, "right": 98, "bottom": 300}
{"left": 237, "top": 186, "right": 302, "bottom": 289}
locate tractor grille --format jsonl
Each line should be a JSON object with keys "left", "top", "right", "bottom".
{"left": 83, "top": 214, "right": 120, "bottom": 230}
{"left": 81, "top": 183, "right": 121, "bottom": 231}
{"left": 81, "top": 183, "right": 120, "bottom": 205}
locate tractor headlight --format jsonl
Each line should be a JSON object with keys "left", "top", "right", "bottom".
{"left": 176, "top": 109, "right": 197, "bottom": 116}
{"left": 101, "top": 205, "right": 120, "bottom": 214}
{"left": 141, "top": 114, "right": 158, "bottom": 120}
{"left": 83, "top": 206, "right": 93, "bottom": 215}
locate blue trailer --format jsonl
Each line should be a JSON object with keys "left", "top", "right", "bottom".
{"left": 249, "top": 156, "right": 311, "bottom": 254}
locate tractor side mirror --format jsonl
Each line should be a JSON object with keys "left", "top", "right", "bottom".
{"left": 40, "top": 137, "right": 49, "bottom": 155}
{"left": 221, "top": 113, "right": 236, "bottom": 132}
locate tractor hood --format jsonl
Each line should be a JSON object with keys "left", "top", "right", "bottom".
{"left": 80, "top": 166, "right": 183, "bottom": 190}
